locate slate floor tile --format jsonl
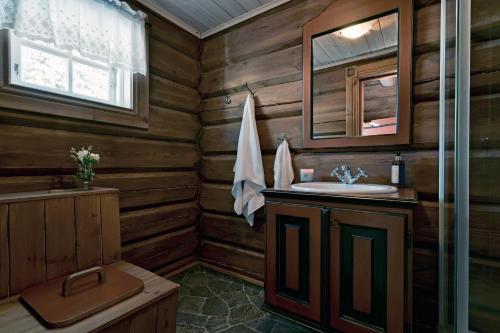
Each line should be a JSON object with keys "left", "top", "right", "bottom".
{"left": 173, "top": 266, "right": 316, "bottom": 333}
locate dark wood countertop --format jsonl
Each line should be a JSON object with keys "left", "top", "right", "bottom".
{"left": 262, "top": 186, "right": 418, "bottom": 206}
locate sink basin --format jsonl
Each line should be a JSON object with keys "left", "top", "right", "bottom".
{"left": 290, "top": 182, "right": 398, "bottom": 195}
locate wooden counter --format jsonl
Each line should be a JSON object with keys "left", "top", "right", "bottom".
{"left": 262, "top": 187, "right": 418, "bottom": 206}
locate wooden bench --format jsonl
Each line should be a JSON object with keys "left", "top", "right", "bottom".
{"left": 0, "top": 188, "right": 179, "bottom": 332}
{"left": 0, "top": 261, "right": 178, "bottom": 333}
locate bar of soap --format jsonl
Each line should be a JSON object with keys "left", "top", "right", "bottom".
{"left": 300, "top": 169, "right": 314, "bottom": 182}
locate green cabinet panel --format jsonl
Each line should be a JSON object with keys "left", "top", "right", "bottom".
{"left": 340, "top": 224, "right": 388, "bottom": 329}
{"left": 276, "top": 214, "right": 310, "bottom": 302}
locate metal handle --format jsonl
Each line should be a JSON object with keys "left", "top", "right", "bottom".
{"left": 62, "top": 266, "right": 106, "bottom": 297}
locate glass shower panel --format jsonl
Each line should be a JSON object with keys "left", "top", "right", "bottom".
{"left": 468, "top": 0, "right": 500, "bottom": 330}
{"left": 440, "top": 0, "right": 500, "bottom": 332}
{"left": 439, "top": 0, "right": 456, "bottom": 331}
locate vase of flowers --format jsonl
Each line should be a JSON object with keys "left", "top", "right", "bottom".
{"left": 70, "top": 146, "right": 100, "bottom": 190}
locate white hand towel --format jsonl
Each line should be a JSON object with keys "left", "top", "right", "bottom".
{"left": 273, "top": 138, "right": 294, "bottom": 190}
{"left": 232, "top": 94, "right": 266, "bottom": 226}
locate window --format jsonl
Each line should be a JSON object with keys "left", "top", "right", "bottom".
{"left": 9, "top": 31, "right": 133, "bottom": 109}
{"left": 0, "top": 0, "right": 149, "bottom": 129}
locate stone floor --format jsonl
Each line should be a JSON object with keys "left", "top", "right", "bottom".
{"left": 171, "top": 266, "right": 316, "bottom": 333}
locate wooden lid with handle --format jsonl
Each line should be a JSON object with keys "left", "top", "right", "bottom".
{"left": 20, "top": 265, "right": 144, "bottom": 328}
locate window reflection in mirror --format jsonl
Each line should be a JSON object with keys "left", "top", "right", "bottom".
{"left": 361, "top": 73, "right": 397, "bottom": 136}
{"left": 311, "top": 12, "right": 399, "bottom": 139}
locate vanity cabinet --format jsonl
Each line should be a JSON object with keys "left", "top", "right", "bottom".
{"left": 265, "top": 203, "right": 325, "bottom": 321}
{"left": 263, "top": 189, "right": 417, "bottom": 333}
{"left": 330, "top": 209, "right": 406, "bottom": 333}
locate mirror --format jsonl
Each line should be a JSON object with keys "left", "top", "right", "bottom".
{"left": 312, "top": 12, "right": 398, "bottom": 139}
{"left": 303, "top": 0, "right": 412, "bottom": 148}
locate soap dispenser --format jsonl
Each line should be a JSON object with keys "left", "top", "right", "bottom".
{"left": 391, "top": 153, "right": 405, "bottom": 187}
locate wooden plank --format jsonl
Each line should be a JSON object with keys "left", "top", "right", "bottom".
{"left": 201, "top": 0, "right": 342, "bottom": 71}
{"left": 155, "top": 255, "right": 197, "bottom": 278}
{"left": 129, "top": 304, "right": 157, "bottom": 333}
{"left": 150, "top": 74, "right": 200, "bottom": 113}
{"left": 149, "top": 106, "right": 200, "bottom": 142}
{"left": 147, "top": 12, "right": 199, "bottom": 60}
{"left": 198, "top": 239, "right": 265, "bottom": 280}
{"left": 201, "top": 154, "right": 275, "bottom": 186}
{"left": 75, "top": 195, "right": 102, "bottom": 270}
{"left": 119, "top": 186, "right": 198, "bottom": 210}
{"left": 45, "top": 197, "right": 76, "bottom": 280}
{"left": 149, "top": 38, "right": 200, "bottom": 89}
{"left": 0, "top": 124, "right": 199, "bottom": 172}
{"left": 0, "top": 175, "right": 74, "bottom": 195}
{"left": 285, "top": 225, "right": 300, "bottom": 291}
{"left": 101, "top": 194, "right": 121, "bottom": 264}
{"left": 413, "top": 3, "right": 440, "bottom": 53}
{"left": 122, "top": 226, "right": 197, "bottom": 271}
{"left": 0, "top": 204, "right": 8, "bottom": 298}
{"left": 93, "top": 172, "right": 200, "bottom": 191}
{"left": 352, "top": 236, "right": 373, "bottom": 314}
{"left": 200, "top": 116, "right": 303, "bottom": 153}
{"left": 200, "top": 183, "right": 235, "bottom": 214}
{"left": 201, "top": 80, "right": 302, "bottom": 112}
{"left": 199, "top": 213, "right": 265, "bottom": 251}
{"left": 121, "top": 202, "right": 199, "bottom": 244}
{"left": 0, "top": 172, "right": 199, "bottom": 197}
{"left": 200, "top": 44, "right": 303, "bottom": 96}
{"left": 156, "top": 292, "right": 178, "bottom": 333}
{"left": 201, "top": 102, "right": 302, "bottom": 126}
{"left": 0, "top": 106, "right": 196, "bottom": 144}
{"left": 9, "top": 201, "right": 46, "bottom": 294}
{"left": 98, "top": 318, "right": 130, "bottom": 333}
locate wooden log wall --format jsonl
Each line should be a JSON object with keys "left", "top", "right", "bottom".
{"left": 198, "top": 0, "right": 500, "bottom": 331}
{"left": 0, "top": 5, "right": 202, "bottom": 277}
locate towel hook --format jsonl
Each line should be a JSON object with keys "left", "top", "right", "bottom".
{"left": 277, "top": 133, "right": 290, "bottom": 143}
{"left": 245, "top": 82, "right": 255, "bottom": 97}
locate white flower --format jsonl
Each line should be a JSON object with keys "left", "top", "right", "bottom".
{"left": 77, "top": 150, "right": 88, "bottom": 161}
{"left": 90, "top": 153, "right": 100, "bottom": 162}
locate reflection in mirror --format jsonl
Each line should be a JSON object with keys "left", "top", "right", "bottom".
{"left": 312, "top": 12, "right": 399, "bottom": 139}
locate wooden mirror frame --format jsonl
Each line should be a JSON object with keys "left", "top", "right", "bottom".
{"left": 303, "top": 0, "right": 413, "bottom": 148}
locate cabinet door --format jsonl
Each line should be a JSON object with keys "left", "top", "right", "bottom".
{"left": 330, "top": 209, "right": 406, "bottom": 333}
{"left": 265, "top": 203, "right": 324, "bottom": 321}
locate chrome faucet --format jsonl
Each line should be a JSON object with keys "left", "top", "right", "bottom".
{"left": 331, "top": 165, "right": 368, "bottom": 184}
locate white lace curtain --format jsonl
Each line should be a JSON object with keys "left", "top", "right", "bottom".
{"left": 0, "top": 0, "right": 148, "bottom": 75}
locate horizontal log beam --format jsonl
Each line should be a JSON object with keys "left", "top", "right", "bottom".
{"left": 200, "top": 213, "right": 265, "bottom": 251}
{"left": 121, "top": 201, "right": 200, "bottom": 243}
{"left": 0, "top": 124, "right": 199, "bottom": 172}
{"left": 150, "top": 74, "right": 200, "bottom": 113}
{"left": 122, "top": 225, "right": 198, "bottom": 271}
{"left": 150, "top": 38, "right": 200, "bottom": 89}
{"left": 198, "top": 239, "right": 265, "bottom": 281}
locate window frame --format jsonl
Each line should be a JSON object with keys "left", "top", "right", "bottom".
{"left": 0, "top": 29, "right": 149, "bottom": 129}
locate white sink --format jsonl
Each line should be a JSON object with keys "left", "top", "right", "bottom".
{"left": 290, "top": 182, "right": 398, "bottom": 195}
